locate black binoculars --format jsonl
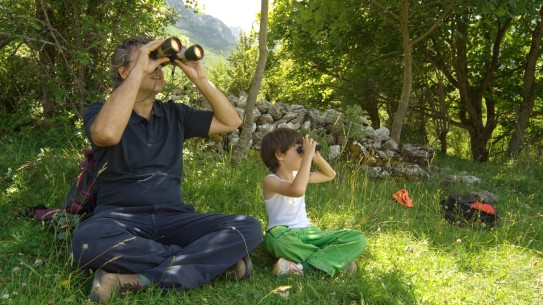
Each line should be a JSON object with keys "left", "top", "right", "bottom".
{"left": 150, "top": 37, "right": 204, "bottom": 63}
{"left": 296, "top": 144, "right": 321, "bottom": 154}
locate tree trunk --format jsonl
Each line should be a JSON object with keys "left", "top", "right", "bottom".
{"left": 507, "top": 5, "right": 543, "bottom": 157}
{"left": 232, "top": 0, "right": 269, "bottom": 163}
{"left": 432, "top": 13, "right": 509, "bottom": 161}
{"left": 430, "top": 71, "right": 449, "bottom": 154}
{"left": 390, "top": 0, "right": 412, "bottom": 145}
{"left": 366, "top": 99, "right": 381, "bottom": 129}
{"left": 36, "top": 0, "right": 57, "bottom": 118}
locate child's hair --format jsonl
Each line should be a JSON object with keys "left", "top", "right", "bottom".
{"left": 260, "top": 128, "right": 303, "bottom": 172}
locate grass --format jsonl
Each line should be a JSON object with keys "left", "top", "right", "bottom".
{"left": 1, "top": 127, "right": 542, "bottom": 305}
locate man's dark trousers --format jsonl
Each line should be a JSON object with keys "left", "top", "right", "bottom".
{"left": 71, "top": 204, "right": 263, "bottom": 289}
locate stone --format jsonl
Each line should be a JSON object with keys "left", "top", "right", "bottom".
{"left": 328, "top": 145, "right": 341, "bottom": 159}
{"left": 257, "top": 113, "right": 274, "bottom": 125}
{"left": 401, "top": 144, "right": 435, "bottom": 168}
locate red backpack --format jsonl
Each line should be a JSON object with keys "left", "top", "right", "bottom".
{"left": 440, "top": 194, "right": 498, "bottom": 227}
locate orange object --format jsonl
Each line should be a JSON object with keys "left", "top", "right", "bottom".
{"left": 470, "top": 202, "right": 496, "bottom": 215}
{"left": 392, "top": 189, "right": 414, "bottom": 208}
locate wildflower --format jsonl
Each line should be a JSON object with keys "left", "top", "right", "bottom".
{"left": 12, "top": 267, "right": 21, "bottom": 275}
{"left": 272, "top": 285, "right": 291, "bottom": 299}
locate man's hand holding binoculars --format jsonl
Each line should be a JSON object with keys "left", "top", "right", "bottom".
{"left": 125, "top": 40, "right": 170, "bottom": 82}
{"left": 149, "top": 37, "right": 207, "bottom": 82}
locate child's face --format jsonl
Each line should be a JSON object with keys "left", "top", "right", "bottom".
{"left": 281, "top": 144, "right": 304, "bottom": 171}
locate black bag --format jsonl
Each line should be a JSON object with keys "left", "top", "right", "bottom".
{"left": 440, "top": 194, "right": 498, "bottom": 227}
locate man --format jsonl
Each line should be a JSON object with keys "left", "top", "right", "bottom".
{"left": 70, "top": 36, "right": 262, "bottom": 303}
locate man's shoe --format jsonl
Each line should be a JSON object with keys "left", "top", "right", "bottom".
{"left": 272, "top": 257, "right": 304, "bottom": 276}
{"left": 224, "top": 255, "right": 253, "bottom": 281}
{"left": 241, "top": 255, "right": 253, "bottom": 279}
{"left": 90, "top": 270, "right": 143, "bottom": 303}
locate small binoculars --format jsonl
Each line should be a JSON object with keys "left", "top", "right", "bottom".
{"left": 150, "top": 37, "right": 204, "bottom": 63}
{"left": 296, "top": 144, "right": 321, "bottom": 154}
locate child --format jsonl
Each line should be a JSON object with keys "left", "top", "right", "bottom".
{"left": 260, "top": 128, "right": 366, "bottom": 276}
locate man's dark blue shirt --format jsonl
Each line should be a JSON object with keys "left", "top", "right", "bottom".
{"left": 83, "top": 100, "right": 213, "bottom": 213}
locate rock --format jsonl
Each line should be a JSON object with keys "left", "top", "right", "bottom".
{"left": 282, "top": 112, "right": 298, "bottom": 122}
{"left": 382, "top": 139, "right": 398, "bottom": 151}
{"left": 389, "top": 163, "right": 428, "bottom": 178}
{"left": 374, "top": 127, "right": 391, "bottom": 143}
{"left": 307, "top": 109, "right": 326, "bottom": 126}
{"left": 401, "top": 144, "right": 435, "bottom": 168}
{"left": 470, "top": 190, "right": 498, "bottom": 204}
{"left": 256, "top": 123, "right": 275, "bottom": 134}
{"left": 461, "top": 175, "right": 481, "bottom": 185}
{"left": 256, "top": 100, "right": 272, "bottom": 114}
{"left": 328, "top": 145, "right": 341, "bottom": 159}
{"left": 257, "top": 113, "right": 274, "bottom": 125}
{"left": 268, "top": 104, "right": 284, "bottom": 120}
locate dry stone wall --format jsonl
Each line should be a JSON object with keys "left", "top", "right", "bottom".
{"left": 226, "top": 93, "right": 436, "bottom": 179}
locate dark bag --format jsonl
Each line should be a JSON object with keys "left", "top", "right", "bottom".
{"left": 62, "top": 149, "right": 98, "bottom": 216}
{"left": 440, "top": 194, "right": 498, "bottom": 227}
{"left": 34, "top": 149, "right": 99, "bottom": 239}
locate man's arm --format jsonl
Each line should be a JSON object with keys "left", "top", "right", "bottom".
{"left": 174, "top": 59, "right": 241, "bottom": 136}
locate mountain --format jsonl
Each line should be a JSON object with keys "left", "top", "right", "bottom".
{"left": 167, "top": 0, "right": 238, "bottom": 56}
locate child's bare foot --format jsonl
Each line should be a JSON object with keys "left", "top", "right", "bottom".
{"left": 340, "top": 261, "right": 358, "bottom": 276}
{"left": 90, "top": 270, "right": 143, "bottom": 303}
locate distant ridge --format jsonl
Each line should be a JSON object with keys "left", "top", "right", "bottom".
{"left": 167, "top": 0, "right": 238, "bottom": 55}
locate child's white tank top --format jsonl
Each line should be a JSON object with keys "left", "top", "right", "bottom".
{"left": 263, "top": 174, "right": 311, "bottom": 230}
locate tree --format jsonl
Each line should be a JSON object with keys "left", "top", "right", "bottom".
{"left": 225, "top": 31, "right": 259, "bottom": 96}
{"left": 267, "top": 0, "right": 399, "bottom": 126}
{"left": 423, "top": 1, "right": 534, "bottom": 161}
{"left": 370, "top": 0, "right": 454, "bottom": 145}
{"left": 507, "top": 5, "right": 543, "bottom": 157}
{"left": 1, "top": 0, "right": 176, "bottom": 121}
{"left": 232, "top": 0, "right": 269, "bottom": 163}
{"left": 267, "top": 0, "right": 455, "bottom": 133}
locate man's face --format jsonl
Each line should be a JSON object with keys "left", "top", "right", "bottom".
{"left": 124, "top": 46, "right": 165, "bottom": 94}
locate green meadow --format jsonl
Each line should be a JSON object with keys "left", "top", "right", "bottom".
{"left": 1, "top": 124, "right": 542, "bottom": 305}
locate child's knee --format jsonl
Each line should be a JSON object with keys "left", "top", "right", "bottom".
{"left": 354, "top": 231, "right": 367, "bottom": 251}
{"left": 345, "top": 230, "right": 366, "bottom": 250}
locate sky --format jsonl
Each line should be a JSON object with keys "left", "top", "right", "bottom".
{"left": 197, "top": 0, "right": 262, "bottom": 32}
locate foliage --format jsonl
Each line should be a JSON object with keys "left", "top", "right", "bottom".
{"left": 267, "top": 0, "right": 402, "bottom": 126}
{"left": 3, "top": 0, "right": 543, "bottom": 162}
{"left": 266, "top": 0, "right": 543, "bottom": 161}
{"left": 0, "top": 0, "right": 177, "bottom": 123}
{"left": 224, "top": 31, "right": 260, "bottom": 96}
{"left": 1, "top": 127, "right": 543, "bottom": 304}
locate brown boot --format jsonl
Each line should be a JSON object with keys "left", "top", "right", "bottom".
{"left": 224, "top": 255, "right": 253, "bottom": 281}
{"left": 90, "top": 270, "right": 143, "bottom": 303}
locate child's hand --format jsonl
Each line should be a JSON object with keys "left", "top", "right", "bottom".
{"left": 302, "top": 135, "right": 318, "bottom": 159}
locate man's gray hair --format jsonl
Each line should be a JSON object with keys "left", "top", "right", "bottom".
{"left": 109, "top": 36, "right": 154, "bottom": 89}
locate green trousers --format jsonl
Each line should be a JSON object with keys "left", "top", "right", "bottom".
{"left": 265, "top": 225, "right": 366, "bottom": 276}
